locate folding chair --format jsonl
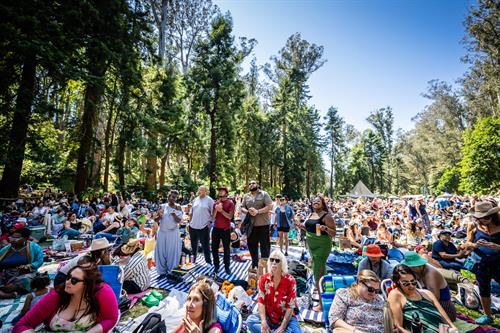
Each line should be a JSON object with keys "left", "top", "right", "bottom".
{"left": 216, "top": 293, "right": 242, "bottom": 333}
{"left": 98, "top": 265, "right": 124, "bottom": 303}
{"left": 318, "top": 274, "right": 357, "bottom": 331}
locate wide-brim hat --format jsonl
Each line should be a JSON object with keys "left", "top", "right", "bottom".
{"left": 401, "top": 251, "right": 428, "bottom": 267}
{"left": 114, "top": 214, "right": 124, "bottom": 223}
{"left": 121, "top": 238, "right": 141, "bottom": 255}
{"left": 90, "top": 238, "right": 112, "bottom": 252}
{"left": 365, "top": 244, "right": 384, "bottom": 257}
{"left": 470, "top": 201, "right": 500, "bottom": 219}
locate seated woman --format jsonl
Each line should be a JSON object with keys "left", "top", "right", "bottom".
{"left": 121, "top": 239, "right": 150, "bottom": 294}
{"left": 117, "top": 217, "right": 139, "bottom": 244}
{"left": 59, "top": 212, "right": 81, "bottom": 239}
{"left": 376, "top": 223, "right": 393, "bottom": 243}
{"left": 246, "top": 249, "right": 301, "bottom": 333}
{"left": 170, "top": 279, "right": 222, "bottom": 333}
{"left": 14, "top": 265, "right": 119, "bottom": 333}
{"left": 388, "top": 264, "right": 456, "bottom": 333}
{"left": 329, "top": 269, "right": 385, "bottom": 333}
{"left": 401, "top": 251, "right": 456, "bottom": 321}
{"left": 0, "top": 227, "right": 44, "bottom": 298}
{"left": 95, "top": 214, "right": 123, "bottom": 243}
{"left": 345, "top": 221, "right": 363, "bottom": 248}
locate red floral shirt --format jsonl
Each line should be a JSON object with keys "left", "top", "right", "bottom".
{"left": 257, "top": 272, "right": 297, "bottom": 325}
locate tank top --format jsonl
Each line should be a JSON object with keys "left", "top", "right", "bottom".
{"left": 403, "top": 291, "right": 444, "bottom": 333}
{"left": 304, "top": 213, "right": 328, "bottom": 235}
{"left": 473, "top": 227, "right": 500, "bottom": 261}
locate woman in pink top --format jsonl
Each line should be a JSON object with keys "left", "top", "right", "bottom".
{"left": 14, "top": 265, "right": 118, "bottom": 333}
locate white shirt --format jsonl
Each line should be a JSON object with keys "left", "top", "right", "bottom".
{"left": 189, "top": 196, "right": 214, "bottom": 229}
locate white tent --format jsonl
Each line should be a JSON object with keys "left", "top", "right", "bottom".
{"left": 348, "top": 180, "right": 375, "bottom": 198}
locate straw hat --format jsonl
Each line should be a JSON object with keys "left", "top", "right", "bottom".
{"left": 470, "top": 201, "right": 500, "bottom": 219}
{"left": 121, "top": 238, "right": 141, "bottom": 255}
{"left": 89, "top": 238, "right": 112, "bottom": 252}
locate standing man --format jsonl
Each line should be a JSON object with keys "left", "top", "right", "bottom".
{"left": 241, "top": 181, "right": 273, "bottom": 268}
{"left": 188, "top": 186, "right": 214, "bottom": 265}
{"left": 211, "top": 186, "right": 235, "bottom": 276}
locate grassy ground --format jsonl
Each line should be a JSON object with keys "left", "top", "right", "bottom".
{"left": 455, "top": 304, "right": 500, "bottom": 328}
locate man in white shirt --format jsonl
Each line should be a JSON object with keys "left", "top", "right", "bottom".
{"left": 188, "top": 186, "right": 214, "bottom": 264}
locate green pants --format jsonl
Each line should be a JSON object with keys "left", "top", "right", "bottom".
{"left": 306, "top": 232, "right": 332, "bottom": 283}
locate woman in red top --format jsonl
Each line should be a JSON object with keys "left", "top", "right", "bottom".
{"left": 246, "top": 249, "right": 302, "bottom": 333}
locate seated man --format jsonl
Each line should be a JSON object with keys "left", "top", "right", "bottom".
{"left": 246, "top": 250, "right": 301, "bottom": 333}
{"left": 357, "top": 244, "right": 393, "bottom": 280}
{"left": 432, "top": 230, "right": 466, "bottom": 271}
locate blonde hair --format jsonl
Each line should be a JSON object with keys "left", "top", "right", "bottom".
{"left": 187, "top": 279, "right": 217, "bottom": 332}
{"left": 348, "top": 269, "right": 381, "bottom": 299}
{"left": 267, "top": 249, "right": 288, "bottom": 274}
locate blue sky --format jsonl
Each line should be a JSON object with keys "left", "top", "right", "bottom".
{"left": 214, "top": 0, "right": 474, "bottom": 132}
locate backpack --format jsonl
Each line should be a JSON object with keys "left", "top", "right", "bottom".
{"left": 133, "top": 313, "right": 166, "bottom": 333}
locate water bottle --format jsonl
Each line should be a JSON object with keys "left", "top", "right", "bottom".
{"left": 411, "top": 313, "right": 422, "bottom": 333}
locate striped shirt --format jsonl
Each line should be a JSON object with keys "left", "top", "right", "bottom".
{"left": 123, "top": 251, "right": 150, "bottom": 291}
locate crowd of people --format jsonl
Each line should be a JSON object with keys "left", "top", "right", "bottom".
{"left": 0, "top": 183, "right": 498, "bottom": 332}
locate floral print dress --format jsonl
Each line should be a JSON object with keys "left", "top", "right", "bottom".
{"left": 328, "top": 288, "right": 384, "bottom": 333}
{"left": 257, "top": 272, "right": 297, "bottom": 326}
{"left": 48, "top": 310, "right": 96, "bottom": 332}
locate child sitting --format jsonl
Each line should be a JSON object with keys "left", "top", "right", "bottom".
{"left": 12, "top": 272, "right": 51, "bottom": 323}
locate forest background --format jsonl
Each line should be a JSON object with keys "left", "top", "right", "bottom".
{"left": 0, "top": 0, "right": 498, "bottom": 199}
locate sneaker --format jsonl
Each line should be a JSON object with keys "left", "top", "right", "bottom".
{"left": 475, "top": 315, "right": 494, "bottom": 325}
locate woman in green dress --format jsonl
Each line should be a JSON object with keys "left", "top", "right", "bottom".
{"left": 301, "top": 196, "right": 336, "bottom": 312}
{"left": 388, "top": 265, "right": 456, "bottom": 333}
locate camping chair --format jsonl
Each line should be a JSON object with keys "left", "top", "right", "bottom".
{"left": 215, "top": 293, "right": 242, "bottom": 333}
{"left": 98, "top": 265, "right": 124, "bottom": 303}
{"left": 318, "top": 274, "right": 356, "bottom": 331}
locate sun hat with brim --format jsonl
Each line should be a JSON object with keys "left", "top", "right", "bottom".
{"left": 470, "top": 202, "right": 500, "bottom": 219}
{"left": 365, "top": 244, "right": 384, "bottom": 257}
{"left": 121, "top": 238, "right": 141, "bottom": 255}
{"left": 90, "top": 238, "right": 112, "bottom": 252}
{"left": 401, "top": 251, "right": 428, "bottom": 267}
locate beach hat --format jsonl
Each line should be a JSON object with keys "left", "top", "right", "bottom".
{"left": 90, "top": 238, "right": 112, "bottom": 252}
{"left": 365, "top": 244, "right": 384, "bottom": 257}
{"left": 401, "top": 251, "right": 428, "bottom": 267}
{"left": 470, "top": 201, "right": 500, "bottom": 219}
{"left": 121, "top": 238, "right": 141, "bottom": 255}
{"left": 114, "top": 214, "right": 124, "bottom": 223}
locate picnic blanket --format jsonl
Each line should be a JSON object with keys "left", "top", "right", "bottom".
{"left": 0, "top": 295, "right": 27, "bottom": 332}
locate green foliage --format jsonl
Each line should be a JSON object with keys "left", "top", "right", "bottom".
{"left": 459, "top": 116, "right": 500, "bottom": 194}
{"left": 436, "top": 165, "right": 461, "bottom": 194}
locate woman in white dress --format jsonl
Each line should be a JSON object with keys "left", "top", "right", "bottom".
{"left": 155, "top": 190, "right": 183, "bottom": 279}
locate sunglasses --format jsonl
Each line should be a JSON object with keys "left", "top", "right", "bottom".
{"left": 400, "top": 280, "right": 418, "bottom": 287}
{"left": 361, "top": 281, "right": 381, "bottom": 294}
{"left": 312, "top": 202, "right": 321, "bottom": 205}
{"left": 66, "top": 275, "right": 84, "bottom": 285}
{"left": 269, "top": 258, "right": 281, "bottom": 263}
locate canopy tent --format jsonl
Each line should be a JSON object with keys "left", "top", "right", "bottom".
{"left": 348, "top": 181, "right": 375, "bottom": 198}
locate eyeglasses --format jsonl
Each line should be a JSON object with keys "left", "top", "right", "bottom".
{"left": 269, "top": 258, "right": 281, "bottom": 263}
{"left": 400, "top": 280, "right": 418, "bottom": 287}
{"left": 361, "top": 281, "right": 381, "bottom": 294}
{"left": 66, "top": 275, "right": 84, "bottom": 285}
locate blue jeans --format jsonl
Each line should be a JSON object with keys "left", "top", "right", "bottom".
{"left": 95, "top": 232, "right": 118, "bottom": 243}
{"left": 247, "top": 314, "right": 302, "bottom": 333}
{"left": 438, "top": 259, "right": 464, "bottom": 271}
{"left": 60, "top": 228, "right": 80, "bottom": 239}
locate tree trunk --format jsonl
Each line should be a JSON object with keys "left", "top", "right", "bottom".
{"left": 330, "top": 144, "right": 334, "bottom": 197}
{"left": 0, "top": 54, "right": 37, "bottom": 198}
{"left": 89, "top": 109, "right": 106, "bottom": 189}
{"left": 158, "top": 0, "right": 169, "bottom": 63}
{"left": 103, "top": 80, "right": 119, "bottom": 191}
{"left": 159, "top": 144, "right": 170, "bottom": 189}
{"left": 208, "top": 111, "right": 217, "bottom": 198}
{"left": 145, "top": 144, "right": 157, "bottom": 193}
{"left": 74, "top": 48, "right": 107, "bottom": 196}
{"left": 306, "top": 160, "right": 311, "bottom": 199}
{"left": 115, "top": 130, "right": 126, "bottom": 196}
